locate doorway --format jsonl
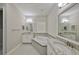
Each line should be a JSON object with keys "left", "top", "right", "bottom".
{"left": 0, "top": 9, "right": 3, "bottom": 55}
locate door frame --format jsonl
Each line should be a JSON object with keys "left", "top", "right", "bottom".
{"left": 0, "top": 3, "right": 7, "bottom": 55}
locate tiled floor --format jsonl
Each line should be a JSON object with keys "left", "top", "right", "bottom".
{"left": 10, "top": 44, "right": 40, "bottom": 55}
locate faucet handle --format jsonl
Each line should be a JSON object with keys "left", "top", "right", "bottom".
{"left": 67, "top": 41, "right": 74, "bottom": 48}
{"left": 67, "top": 41, "right": 69, "bottom": 46}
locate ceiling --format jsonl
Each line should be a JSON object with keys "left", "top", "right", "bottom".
{"left": 61, "top": 4, "right": 79, "bottom": 16}
{"left": 14, "top": 3, "right": 56, "bottom": 16}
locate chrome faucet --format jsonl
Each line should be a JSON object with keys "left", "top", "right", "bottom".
{"left": 67, "top": 41, "right": 73, "bottom": 48}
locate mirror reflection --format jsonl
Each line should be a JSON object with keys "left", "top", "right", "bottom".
{"left": 58, "top": 4, "right": 79, "bottom": 42}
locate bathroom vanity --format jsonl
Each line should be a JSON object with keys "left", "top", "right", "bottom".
{"left": 22, "top": 32, "right": 33, "bottom": 44}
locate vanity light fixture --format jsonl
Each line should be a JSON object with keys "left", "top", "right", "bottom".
{"left": 26, "top": 18, "right": 33, "bottom": 23}
{"left": 61, "top": 18, "right": 69, "bottom": 23}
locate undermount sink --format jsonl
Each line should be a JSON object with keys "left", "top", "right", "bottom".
{"left": 51, "top": 39, "right": 79, "bottom": 55}
{"left": 68, "top": 46, "right": 79, "bottom": 55}
{"left": 53, "top": 43, "right": 74, "bottom": 55}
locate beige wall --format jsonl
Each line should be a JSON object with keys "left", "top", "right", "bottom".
{"left": 47, "top": 4, "right": 58, "bottom": 37}
{"left": 6, "top": 4, "right": 24, "bottom": 53}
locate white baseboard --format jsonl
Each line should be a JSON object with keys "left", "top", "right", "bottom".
{"left": 7, "top": 43, "right": 22, "bottom": 55}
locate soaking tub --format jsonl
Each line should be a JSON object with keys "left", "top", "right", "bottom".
{"left": 32, "top": 36, "right": 48, "bottom": 55}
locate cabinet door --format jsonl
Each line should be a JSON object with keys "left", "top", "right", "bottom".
{"left": 22, "top": 33, "right": 33, "bottom": 43}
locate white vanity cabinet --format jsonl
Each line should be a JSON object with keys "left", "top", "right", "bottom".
{"left": 22, "top": 32, "right": 33, "bottom": 43}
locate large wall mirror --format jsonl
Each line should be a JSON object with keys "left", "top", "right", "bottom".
{"left": 58, "top": 3, "right": 79, "bottom": 42}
